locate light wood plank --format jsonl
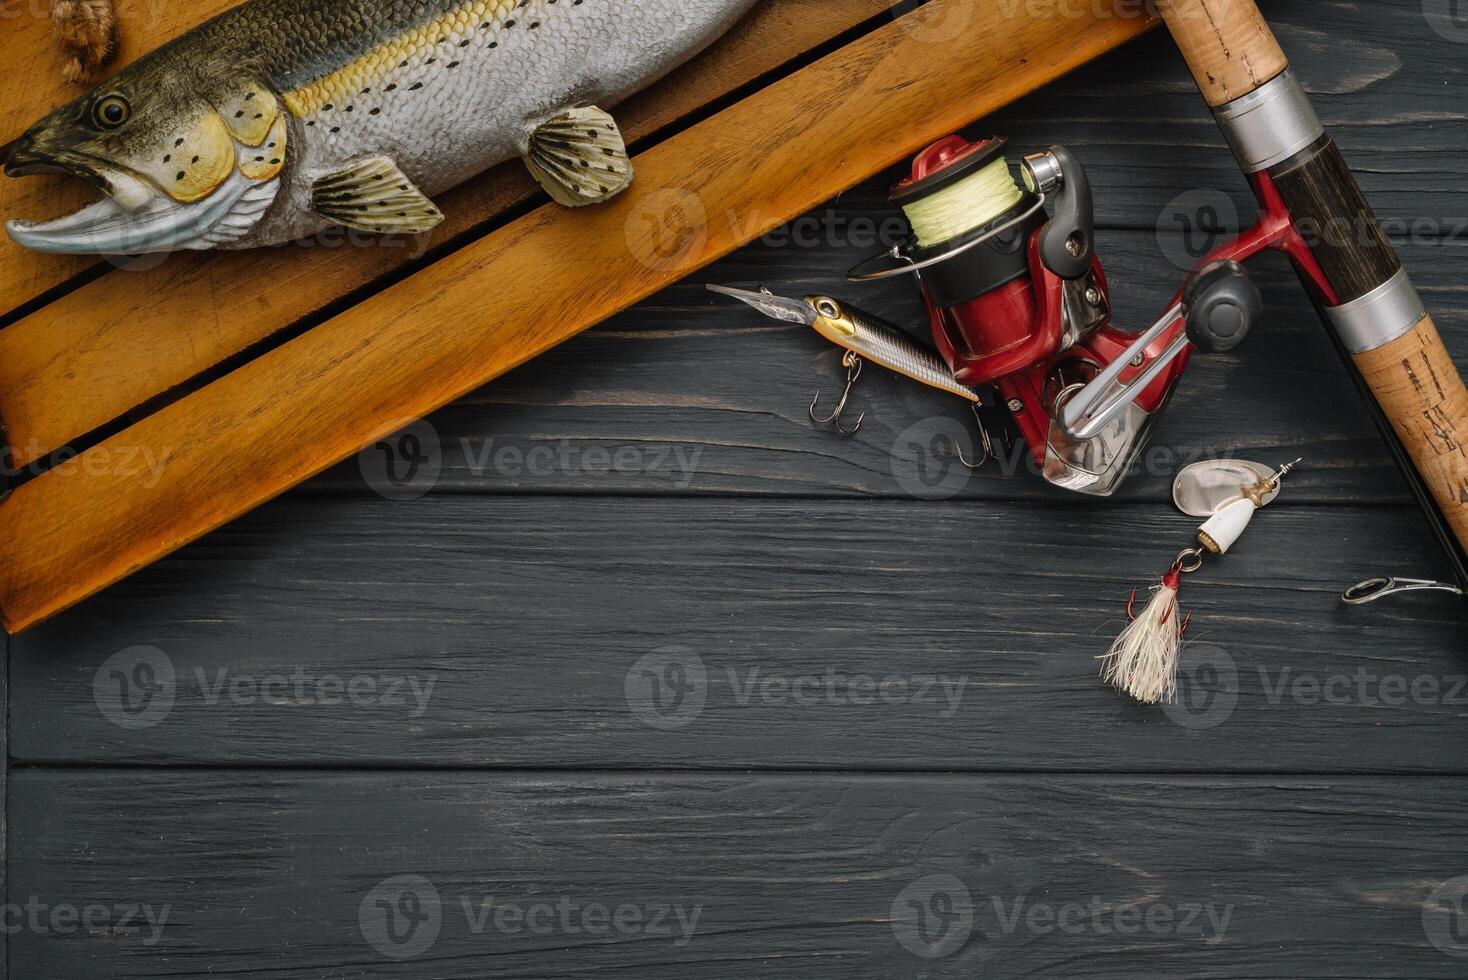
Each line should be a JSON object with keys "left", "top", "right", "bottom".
{"left": 0, "top": 0, "right": 1157, "bottom": 632}
{"left": 0, "top": 0, "right": 892, "bottom": 466}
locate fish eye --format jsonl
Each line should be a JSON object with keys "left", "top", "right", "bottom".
{"left": 92, "top": 95, "right": 131, "bottom": 129}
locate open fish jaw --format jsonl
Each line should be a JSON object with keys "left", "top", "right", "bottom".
{"left": 6, "top": 171, "right": 280, "bottom": 254}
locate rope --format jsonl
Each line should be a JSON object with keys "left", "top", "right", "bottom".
{"left": 52, "top": 0, "right": 117, "bottom": 83}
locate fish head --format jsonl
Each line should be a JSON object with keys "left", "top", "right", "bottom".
{"left": 6, "top": 62, "right": 287, "bottom": 254}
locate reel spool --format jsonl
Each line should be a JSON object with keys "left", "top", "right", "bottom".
{"left": 850, "top": 134, "right": 1188, "bottom": 496}
{"left": 890, "top": 137, "right": 1054, "bottom": 380}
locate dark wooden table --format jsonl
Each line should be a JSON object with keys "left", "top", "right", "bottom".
{"left": 7, "top": 1, "right": 1468, "bottom": 975}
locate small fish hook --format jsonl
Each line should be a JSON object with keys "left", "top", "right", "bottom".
{"left": 1124, "top": 585, "right": 1193, "bottom": 634}
{"left": 810, "top": 351, "right": 866, "bottom": 436}
{"left": 954, "top": 404, "right": 994, "bottom": 470}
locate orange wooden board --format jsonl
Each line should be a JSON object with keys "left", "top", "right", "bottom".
{"left": 0, "top": 0, "right": 891, "bottom": 468}
{"left": 0, "top": 0, "right": 1156, "bottom": 631}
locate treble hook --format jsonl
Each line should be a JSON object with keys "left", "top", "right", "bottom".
{"left": 810, "top": 351, "right": 866, "bottom": 435}
{"left": 955, "top": 403, "right": 994, "bottom": 470}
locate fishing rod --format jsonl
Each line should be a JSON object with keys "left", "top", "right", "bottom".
{"left": 1133, "top": 0, "right": 1468, "bottom": 601}
{"left": 716, "top": 1, "right": 1465, "bottom": 604}
{"left": 826, "top": 2, "right": 1468, "bottom": 598}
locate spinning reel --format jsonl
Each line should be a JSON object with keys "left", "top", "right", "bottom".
{"left": 851, "top": 135, "right": 1262, "bottom": 496}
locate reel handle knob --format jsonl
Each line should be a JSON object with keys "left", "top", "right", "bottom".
{"left": 1183, "top": 259, "right": 1261, "bottom": 354}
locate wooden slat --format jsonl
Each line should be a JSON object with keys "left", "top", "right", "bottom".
{"left": 0, "top": 177, "right": 100, "bottom": 314}
{"left": 0, "top": 0, "right": 890, "bottom": 465}
{"left": 12, "top": 770, "right": 1468, "bottom": 977}
{"left": 0, "top": 0, "right": 243, "bottom": 324}
{"left": 4, "top": 0, "right": 1462, "bottom": 466}
{"left": 11, "top": 496, "right": 1464, "bottom": 770}
{"left": 315, "top": 232, "right": 1464, "bottom": 506}
{"left": 0, "top": 0, "right": 1156, "bottom": 631}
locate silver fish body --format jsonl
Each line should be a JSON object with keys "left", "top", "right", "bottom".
{"left": 804, "top": 295, "right": 981, "bottom": 404}
{"left": 5, "top": 0, "right": 759, "bottom": 253}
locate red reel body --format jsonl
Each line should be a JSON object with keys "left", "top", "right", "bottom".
{"left": 870, "top": 136, "right": 1191, "bottom": 494}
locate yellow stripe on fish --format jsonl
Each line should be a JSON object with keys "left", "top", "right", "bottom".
{"left": 282, "top": 0, "right": 520, "bottom": 120}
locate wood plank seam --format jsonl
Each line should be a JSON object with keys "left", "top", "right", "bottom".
{"left": 0, "top": 0, "right": 903, "bottom": 469}
{"left": 0, "top": 0, "right": 1158, "bottom": 631}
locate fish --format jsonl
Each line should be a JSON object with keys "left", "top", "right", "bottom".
{"left": 4, "top": 0, "right": 759, "bottom": 254}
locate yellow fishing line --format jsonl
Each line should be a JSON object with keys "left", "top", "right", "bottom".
{"left": 900, "top": 155, "right": 1024, "bottom": 247}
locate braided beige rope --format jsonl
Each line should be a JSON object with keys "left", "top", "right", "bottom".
{"left": 52, "top": 0, "right": 117, "bottom": 82}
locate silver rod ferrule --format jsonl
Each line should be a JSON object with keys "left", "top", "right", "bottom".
{"left": 1326, "top": 268, "right": 1428, "bottom": 354}
{"left": 1212, "top": 70, "right": 1325, "bottom": 174}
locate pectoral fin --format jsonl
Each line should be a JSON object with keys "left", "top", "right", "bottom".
{"left": 311, "top": 156, "right": 443, "bottom": 234}
{"left": 524, "top": 106, "right": 633, "bottom": 208}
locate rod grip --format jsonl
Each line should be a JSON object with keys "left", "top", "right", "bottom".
{"left": 1353, "top": 316, "right": 1468, "bottom": 551}
{"left": 1156, "top": 0, "right": 1290, "bottom": 106}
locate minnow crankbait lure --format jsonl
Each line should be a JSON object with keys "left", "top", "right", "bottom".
{"left": 709, "top": 284, "right": 980, "bottom": 437}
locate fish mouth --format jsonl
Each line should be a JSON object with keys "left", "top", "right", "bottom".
{"left": 4, "top": 135, "right": 123, "bottom": 190}
{"left": 5, "top": 151, "right": 280, "bottom": 255}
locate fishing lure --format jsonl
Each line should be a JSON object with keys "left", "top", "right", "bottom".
{"left": 1102, "top": 458, "right": 1300, "bottom": 705}
{"left": 708, "top": 284, "right": 993, "bottom": 458}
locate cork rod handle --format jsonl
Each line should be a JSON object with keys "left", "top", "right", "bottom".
{"left": 1354, "top": 320, "right": 1468, "bottom": 549}
{"left": 1156, "top": 0, "right": 1289, "bottom": 106}
{"left": 1160, "top": 0, "right": 1468, "bottom": 563}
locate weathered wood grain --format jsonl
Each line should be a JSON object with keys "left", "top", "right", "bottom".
{"left": 11, "top": 770, "right": 1468, "bottom": 978}
{"left": 0, "top": 0, "right": 896, "bottom": 466}
{"left": 5, "top": 0, "right": 1463, "bottom": 466}
{"left": 0, "top": 0, "right": 1155, "bottom": 633}
{"left": 11, "top": 494, "right": 1465, "bottom": 770}
{"left": 292, "top": 228, "right": 1467, "bottom": 506}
